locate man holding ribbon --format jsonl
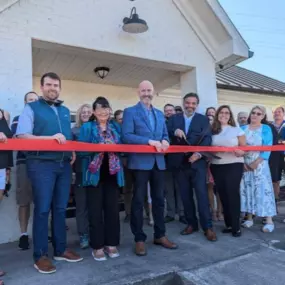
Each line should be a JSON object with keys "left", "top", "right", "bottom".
{"left": 167, "top": 93, "right": 217, "bottom": 242}
{"left": 16, "top": 72, "right": 82, "bottom": 274}
{"left": 122, "top": 80, "right": 178, "bottom": 256}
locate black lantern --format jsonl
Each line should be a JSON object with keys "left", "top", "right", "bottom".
{"left": 123, "top": 7, "right": 148, "bottom": 34}
{"left": 94, "top": 67, "right": 110, "bottom": 79}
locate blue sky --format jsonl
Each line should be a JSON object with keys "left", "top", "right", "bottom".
{"left": 219, "top": 0, "right": 285, "bottom": 82}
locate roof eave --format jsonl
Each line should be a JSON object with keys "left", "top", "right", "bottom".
{"left": 217, "top": 84, "right": 285, "bottom": 97}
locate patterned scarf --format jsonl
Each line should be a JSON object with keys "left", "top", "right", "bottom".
{"left": 88, "top": 122, "right": 121, "bottom": 175}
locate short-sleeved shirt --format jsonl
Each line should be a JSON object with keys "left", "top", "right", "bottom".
{"left": 211, "top": 126, "right": 245, "bottom": 165}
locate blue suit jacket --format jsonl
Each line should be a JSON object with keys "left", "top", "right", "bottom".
{"left": 122, "top": 102, "right": 169, "bottom": 170}
{"left": 167, "top": 112, "right": 211, "bottom": 170}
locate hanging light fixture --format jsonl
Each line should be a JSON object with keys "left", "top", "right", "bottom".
{"left": 94, "top": 67, "right": 110, "bottom": 79}
{"left": 123, "top": 6, "right": 148, "bottom": 34}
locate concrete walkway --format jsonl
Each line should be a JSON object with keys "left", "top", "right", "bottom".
{"left": 1, "top": 207, "right": 285, "bottom": 285}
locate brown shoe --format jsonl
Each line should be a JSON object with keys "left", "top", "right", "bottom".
{"left": 34, "top": 256, "right": 56, "bottom": 274}
{"left": 180, "top": 226, "right": 199, "bottom": 235}
{"left": 135, "top": 242, "right": 147, "bottom": 256}
{"left": 54, "top": 249, "right": 83, "bottom": 262}
{"left": 153, "top": 236, "right": 178, "bottom": 249}
{"left": 204, "top": 229, "right": 217, "bottom": 242}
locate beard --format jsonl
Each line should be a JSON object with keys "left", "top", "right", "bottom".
{"left": 44, "top": 90, "right": 59, "bottom": 101}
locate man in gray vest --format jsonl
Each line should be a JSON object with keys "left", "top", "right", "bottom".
{"left": 17, "top": 72, "right": 82, "bottom": 274}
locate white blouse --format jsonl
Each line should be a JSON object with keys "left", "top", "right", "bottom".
{"left": 211, "top": 125, "right": 245, "bottom": 165}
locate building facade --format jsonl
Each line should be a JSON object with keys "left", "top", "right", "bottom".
{"left": 0, "top": 0, "right": 250, "bottom": 243}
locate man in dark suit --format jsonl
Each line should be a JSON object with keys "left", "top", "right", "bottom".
{"left": 167, "top": 93, "right": 217, "bottom": 241}
{"left": 122, "top": 80, "right": 177, "bottom": 256}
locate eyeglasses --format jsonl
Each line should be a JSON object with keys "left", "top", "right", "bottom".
{"left": 251, "top": 111, "right": 263, "bottom": 116}
{"left": 219, "top": 111, "right": 230, "bottom": 115}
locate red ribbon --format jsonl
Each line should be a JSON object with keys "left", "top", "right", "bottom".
{"left": 0, "top": 139, "right": 285, "bottom": 153}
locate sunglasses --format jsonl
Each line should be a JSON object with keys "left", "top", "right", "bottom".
{"left": 251, "top": 111, "right": 263, "bottom": 116}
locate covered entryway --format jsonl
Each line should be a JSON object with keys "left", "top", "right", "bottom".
{"left": 0, "top": 0, "right": 250, "bottom": 243}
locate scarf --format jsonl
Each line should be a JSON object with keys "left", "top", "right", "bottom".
{"left": 88, "top": 122, "right": 121, "bottom": 175}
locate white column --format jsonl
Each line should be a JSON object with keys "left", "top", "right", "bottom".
{"left": 180, "top": 62, "right": 218, "bottom": 114}
{"left": 0, "top": 32, "right": 33, "bottom": 244}
{"left": 0, "top": 35, "right": 33, "bottom": 119}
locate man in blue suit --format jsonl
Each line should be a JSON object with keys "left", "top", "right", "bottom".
{"left": 122, "top": 80, "right": 178, "bottom": 256}
{"left": 167, "top": 93, "right": 217, "bottom": 242}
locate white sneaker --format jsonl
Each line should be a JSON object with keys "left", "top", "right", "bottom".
{"left": 262, "top": 223, "right": 274, "bottom": 233}
{"left": 104, "top": 247, "right": 120, "bottom": 259}
{"left": 242, "top": 220, "right": 254, "bottom": 228}
{"left": 92, "top": 250, "right": 107, "bottom": 261}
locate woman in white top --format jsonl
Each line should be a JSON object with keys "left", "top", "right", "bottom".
{"left": 210, "top": 105, "right": 246, "bottom": 237}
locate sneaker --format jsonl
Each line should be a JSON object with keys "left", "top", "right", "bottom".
{"left": 104, "top": 246, "right": 120, "bottom": 258}
{"left": 54, "top": 249, "right": 83, "bottom": 263}
{"left": 19, "top": 235, "right": 29, "bottom": 250}
{"left": 34, "top": 256, "right": 56, "bottom": 274}
{"left": 79, "top": 234, "right": 89, "bottom": 249}
{"left": 242, "top": 220, "right": 254, "bottom": 228}
{"left": 262, "top": 223, "right": 275, "bottom": 233}
{"left": 92, "top": 249, "right": 107, "bottom": 261}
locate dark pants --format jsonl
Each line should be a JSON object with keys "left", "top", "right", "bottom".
{"left": 123, "top": 167, "right": 150, "bottom": 216}
{"left": 86, "top": 180, "right": 120, "bottom": 250}
{"left": 74, "top": 186, "right": 89, "bottom": 236}
{"left": 131, "top": 167, "right": 165, "bottom": 242}
{"left": 165, "top": 170, "right": 184, "bottom": 217}
{"left": 176, "top": 167, "right": 212, "bottom": 231}
{"left": 27, "top": 160, "right": 71, "bottom": 262}
{"left": 211, "top": 163, "right": 243, "bottom": 232}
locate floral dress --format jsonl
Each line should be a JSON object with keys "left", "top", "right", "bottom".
{"left": 240, "top": 125, "right": 276, "bottom": 217}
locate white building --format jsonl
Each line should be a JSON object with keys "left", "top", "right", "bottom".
{"left": 0, "top": 0, "right": 251, "bottom": 243}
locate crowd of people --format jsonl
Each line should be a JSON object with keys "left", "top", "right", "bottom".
{"left": 0, "top": 71, "right": 284, "bottom": 283}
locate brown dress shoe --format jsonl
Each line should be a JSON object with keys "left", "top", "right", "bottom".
{"left": 34, "top": 256, "right": 56, "bottom": 274}
{"left": 135, "top": 242, "right": 147, "bottom": 256}
{"left": 54, "top": 249, "right": 83, "bottom": 262}
{"left": 153, "top": 236, "right": 178, "bottom": 249}
{"left": 204, "top": 229, "right": 217, "bottom": 242}
{"left": 180, "top": 226, "right": 199, "bottom": 235}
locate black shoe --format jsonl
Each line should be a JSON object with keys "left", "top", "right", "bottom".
{"left": 164, "top": 216, "right": 175, "bottom": 223}
{"left": 18, "top": 235, "right": 29, "bottom": 250}
{"left": 124, "top": 214, "right": 130, "bottom": 223}
{"left": 179, "top": 216, "right": 187, "bottom": 225}
{"left": 222, "top": 228, "right": 232, "bottom": 234}
{"left": 232, "top": 230, "right": 242, "bottom": 237}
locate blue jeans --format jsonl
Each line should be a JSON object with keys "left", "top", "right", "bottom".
{"left": 27, "top": 160, "right": 71, "bottom": 262}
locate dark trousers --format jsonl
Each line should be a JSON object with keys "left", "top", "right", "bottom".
{"left": 176, "top": 166, "right": 212, "bottom": 231}
{"left": 86, "top": 180, "right": 120, "bottom": 250}
{"left": 27, "top": 160, "right": 71, "bottom": 262}
{"left": 131, "top": 167, "right": 165, "bottom": 242}
{"left": 165, "top": 170, "right": 184, "bottom": 217}
{"left": 211, "top": 163, "right": 243, "bottom": 232}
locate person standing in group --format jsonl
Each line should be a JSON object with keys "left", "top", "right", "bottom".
{"left": 240, "top": 106, "right": 276, "bottom": 232}
{"left": 0, "top": 108, "right": 13, "bottom": 285}
{"left": 271, "top": 106, "right": 285, "bottom": 205}
{"left": 114, "top": 109, "right": 133, "bottom": 223}
{"left": 78, "top": 97, "right": 123, "bottom": 261}
{"left": 11, "top": 91, "right": 39, "bottom": 250}
{"left": 16, "top": 72, "right": 83, "bottom": 274}
{"left": 122, "top": 80, "right": 177, "bottom": 256}
{"left": 205, "top": 107, "right": 216, "bottom": 117}
{"left": 71, "top": 104, "right": 92, "bottom": 249}
{"left": 237, "top": 112, "right": 249, "bottom": 127}
{"left": 210, "top": 105, "right": 245, "bottom": 237}
{"left": 167, "top": 93, "right": 217, "bottom": 242}
{"left": 206, "top": 114, "right": 223, "bottom": 222}
{"left": 163, "top": 103, "right": 186, "bottom": 224}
